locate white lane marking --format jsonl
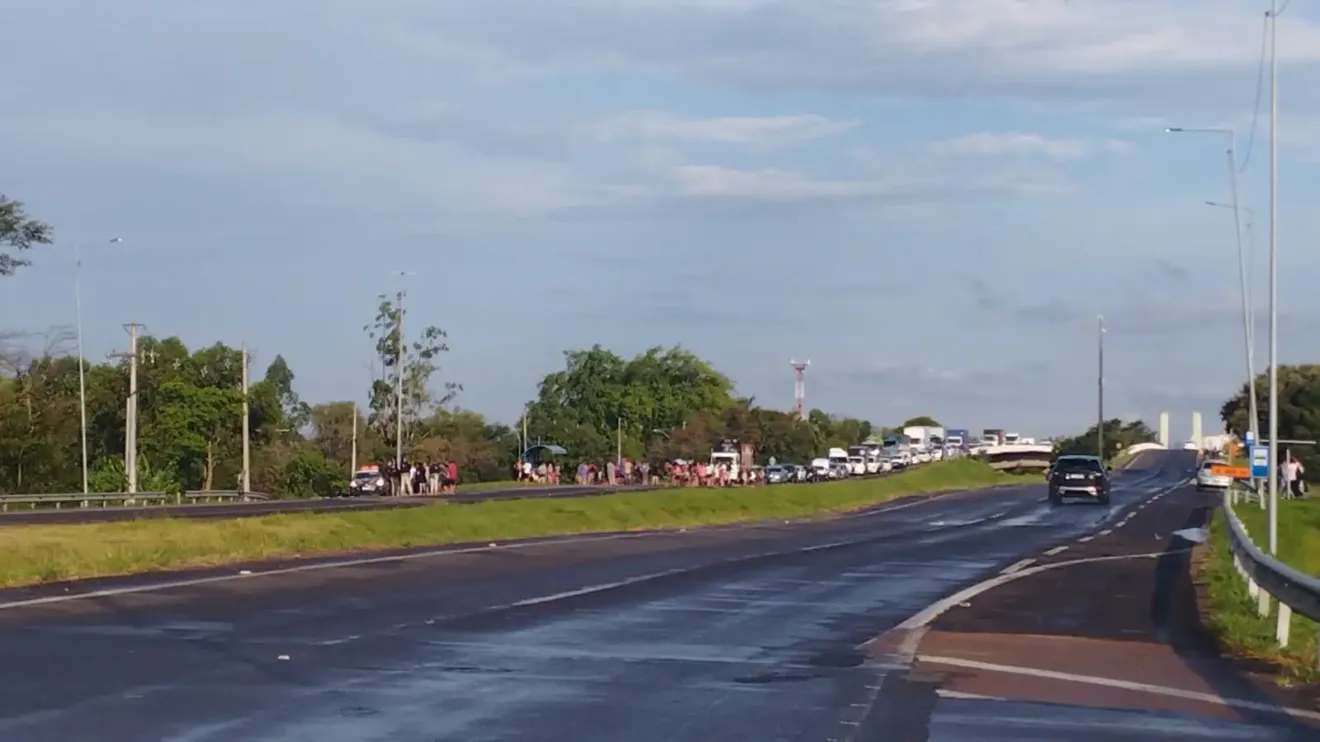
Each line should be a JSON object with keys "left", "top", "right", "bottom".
{"left": 917, "top": 655, "right": 1320, "bottom": 723}
{"left": 1043, "top": 546, "right": 1067, "bottom": 556}
{"left": 936, "top": 689, "right": 1006, "bottom": 701}
{"left": 887, "top": 548, "right": 1187, "bottom": 634}
{"left": 1098, "top": 529, "right": 1113, "bottom": 536}
{"left": 1000, "top": 558, "right": 1036, "bottom": 575}
{"left": 1076, "top": 536, "right": 1093, "bottom": 543}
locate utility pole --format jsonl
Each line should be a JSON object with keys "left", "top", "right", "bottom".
{"left": 122, "top": 323, "right": 145, "bottom": 493}
{"left": 350, "top": 402, "right": 358, "bottom": 475}
{"left": 616, "top": 414, "right": 623, "bottom": 469}
{"left": 240, "top": 344, "right": 251, "bottom": 493}
{"left": 1267, "top": 0, "right": 1280, "bottom": 555}
{"left": 1097, "top": 315, "right": 1105, "bottom": 460}
{"left": 390, "top": 271, "right": 413, "bottom": 469}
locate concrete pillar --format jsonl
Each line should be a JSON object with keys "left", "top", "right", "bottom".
{"left": 1159, "top": 412, "right": 1170, "bottom": 447}
{"left": 1192, "top": 411, "right": 1203, "bottom": 451}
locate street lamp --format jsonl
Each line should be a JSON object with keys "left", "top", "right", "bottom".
{"left": 74, "top": 237, "right": 123, "bottom": 494}
{"left": 1165, "top": 127, "right": 1259, "bottom": 467}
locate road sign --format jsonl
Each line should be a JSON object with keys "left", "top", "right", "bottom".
{"left": 1250, "top": 445, "right": 1269, "bottom": 479}
{"left": 1244, "top": 429, "right": 1255, "bottom": 445}
{"left": 1210, "top": 463, "right": 1250, "bottom": 479}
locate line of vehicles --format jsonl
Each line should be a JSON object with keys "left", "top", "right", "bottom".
{"left": 761, "top": 426, "right": 969, "bottom": 485}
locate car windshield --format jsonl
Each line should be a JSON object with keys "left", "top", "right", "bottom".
{"left": 1054, "top": 457, "right": 1103, "bottom": 472}
{"left": 353, "top": 471, "right": 378, "bottom": 480}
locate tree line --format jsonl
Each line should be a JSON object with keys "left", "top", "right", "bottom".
{"left": 0, "top": 193, "right": 972, "bottom": 496}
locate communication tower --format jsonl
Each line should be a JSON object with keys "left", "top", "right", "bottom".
{"left": 791, "top": 359, "right": 811, "bottom": 418}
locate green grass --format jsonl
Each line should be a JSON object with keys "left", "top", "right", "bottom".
{"left": 1199, "top": 495, "right": 1320, "bottom": 682}
{"left": 0, "top": 459, "right": 1031, "bottom": 589}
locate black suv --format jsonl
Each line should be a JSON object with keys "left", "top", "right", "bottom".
{"left": 1048, "top": 455, "right": 1111, "bottom": 506}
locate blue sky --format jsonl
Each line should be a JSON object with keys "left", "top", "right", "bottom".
{"left": 4, "top": 0, "right": 1320, "bottom": 440}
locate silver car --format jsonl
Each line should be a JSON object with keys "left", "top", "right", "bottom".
{"left": 1195, "top": 460, "right": 1234, "bottom": 491}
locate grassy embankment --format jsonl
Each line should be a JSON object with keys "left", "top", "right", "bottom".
{"left": 0, "top": 459, "right": 1032, "bottom": 589}
{"left": 1199, "top": 495, "right": 1320, "bottom": 681}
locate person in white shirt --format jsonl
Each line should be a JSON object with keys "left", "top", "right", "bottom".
{"left": 1283, "top": 457, "right": 1304, "bottom": 498}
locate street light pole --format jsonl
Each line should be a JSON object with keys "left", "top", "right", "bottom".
{"left": 1267, "top": 0, "right": 1280, "bottom": 555}
{"left": 72, "top": 237, "right": 123, "bottom": 494}
{"left": 1098, "top": 315, "right": 1105, "bottom": 460}
{"left": 1167, "top": 125, "right": 1263, "bottom": 498}
{"left": 390, "top": 270, "right": 414, "bottom": 470}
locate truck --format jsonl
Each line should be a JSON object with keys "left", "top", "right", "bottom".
{"left": 945, "top": 428, "right": 969, "bottom": 448}
{"left": 903, "top": 425, "right": 946, "bottom": 450}
{"left": 710, "top": 439, "right": 755, "bottom": 481}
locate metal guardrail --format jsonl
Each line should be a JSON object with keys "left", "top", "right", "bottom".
{"left": 0, "top": 490, "right": 272, "bottom": 511}
{"left": 1220, "top": 487, "right": 1320, "bottom": 665}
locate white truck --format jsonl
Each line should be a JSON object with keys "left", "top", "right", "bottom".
{"left": 846, "top": 445, "right": 870, "bottom": 475}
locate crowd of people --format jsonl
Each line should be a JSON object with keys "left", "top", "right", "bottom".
{"left": 368, "top": 460, "right": 459, "bottom": 496}
{"left": 513, "top": 457, "right": 760, "bottom": 487}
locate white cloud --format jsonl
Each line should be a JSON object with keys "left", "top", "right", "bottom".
{"left": 931, "top": 131, "right": 1091, "bottom": 160}
{"left": 593, "top": 111, "right": 858, "bottom": 145}
{"left": 651, "top": 163, "right": 1071, "bottom": 202}
{"left": 390, "top": 1, "right": 1320, "bottom": 107}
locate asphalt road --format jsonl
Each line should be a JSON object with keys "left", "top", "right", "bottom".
{"left": 0, "top": 483, "right": 657, "bottom": 526}
{"left": 2, "top": 449, "right": 1304, "bottom": 740}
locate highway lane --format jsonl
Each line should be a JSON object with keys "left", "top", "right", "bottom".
{"left": 0, "top": 451, "right": 1212, "bottom": 741}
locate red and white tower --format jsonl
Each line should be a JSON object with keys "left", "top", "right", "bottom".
{"left": 790, "top": 359, "right": 811, "bottom": 418}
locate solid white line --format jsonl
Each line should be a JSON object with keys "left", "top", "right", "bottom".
{"left": 891, "top": 549, "right": 1184, "bottom": 632}
{"left": 1043, "top": 546, "right": 1067, "bottom": 556}
{"left": 918, "top": 655, "right": 1320, "bottom": 722}
{"left": 1000, "top": 558, "right": 1036, "bottom": 575}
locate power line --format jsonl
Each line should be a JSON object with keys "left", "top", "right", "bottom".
{"left": 1237, "top": 11, "right": 1270, "bottom": 173}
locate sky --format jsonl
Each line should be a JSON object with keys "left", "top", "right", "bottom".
{"left": 4, "top": 0, "right": 1320, "bottom": 441}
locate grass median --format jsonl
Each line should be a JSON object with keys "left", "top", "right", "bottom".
{"left": 1198, "top": 495, "right": 1320, "bottom": 681}
{"left": 0, "top": 459, "right": 1032, "bottom": 589}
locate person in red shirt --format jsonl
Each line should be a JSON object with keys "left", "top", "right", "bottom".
{"left": 446, "top": 460, "right": 458, "bottom": 494}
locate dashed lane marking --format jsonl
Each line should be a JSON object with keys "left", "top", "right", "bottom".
{"left": 1000, "top": 558, "right": 1037, "bottom": 575}
{"left": 1076, "top": 536, "right": 1093, "bottom": 543}
{"left": 1098, "top": 529, "right": 1113, "bottom": 536}
{"left": 1043, "top": 545, "right": 1068, "bottom": 556}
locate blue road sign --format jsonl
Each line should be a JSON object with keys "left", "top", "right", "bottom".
{"left": 1250, "top": 444, "right": 1269, "bottom": 479}
{"left": 1244, "top": 429, "right": 1255, "bottom": 446}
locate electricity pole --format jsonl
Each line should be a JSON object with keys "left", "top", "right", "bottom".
{"left": 240, "top": 344, "right": 251, "bottom": 493}
{"left": 122, "top": 323, "right": 145, "bottom": 493}
{"left": 386, "top": 270, "right": 416, "bottom": 469}
{"left": 350, "top": 403, "right": 358, "bottom": 475}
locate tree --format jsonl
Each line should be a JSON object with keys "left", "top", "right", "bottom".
{"left": 1052, "top": 418, "right": 1156, "bottom": 461}
{"left": 0, "top": 195, "right": 53, "bottom": 277}
{"left": 1222, "top": 365, "right": 1320, "bottom": 474}
{"left": 263, "top": 355, "right": 310, "bottom": 433}
{"left": 526, "top": 345, "right": 735, "bottom": 463}
{"left": 902, "top": 415, "right": 942, "bottom": 428}
{"left": 364, "top": 294, "right": 460, "bottom": 455}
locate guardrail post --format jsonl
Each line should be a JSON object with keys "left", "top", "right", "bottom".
{"left": 1257, "top": 582, "right": 1272, "bottom": 617}
{"left": 1276, "top": 602, "right": 1291, "bottom": 647}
